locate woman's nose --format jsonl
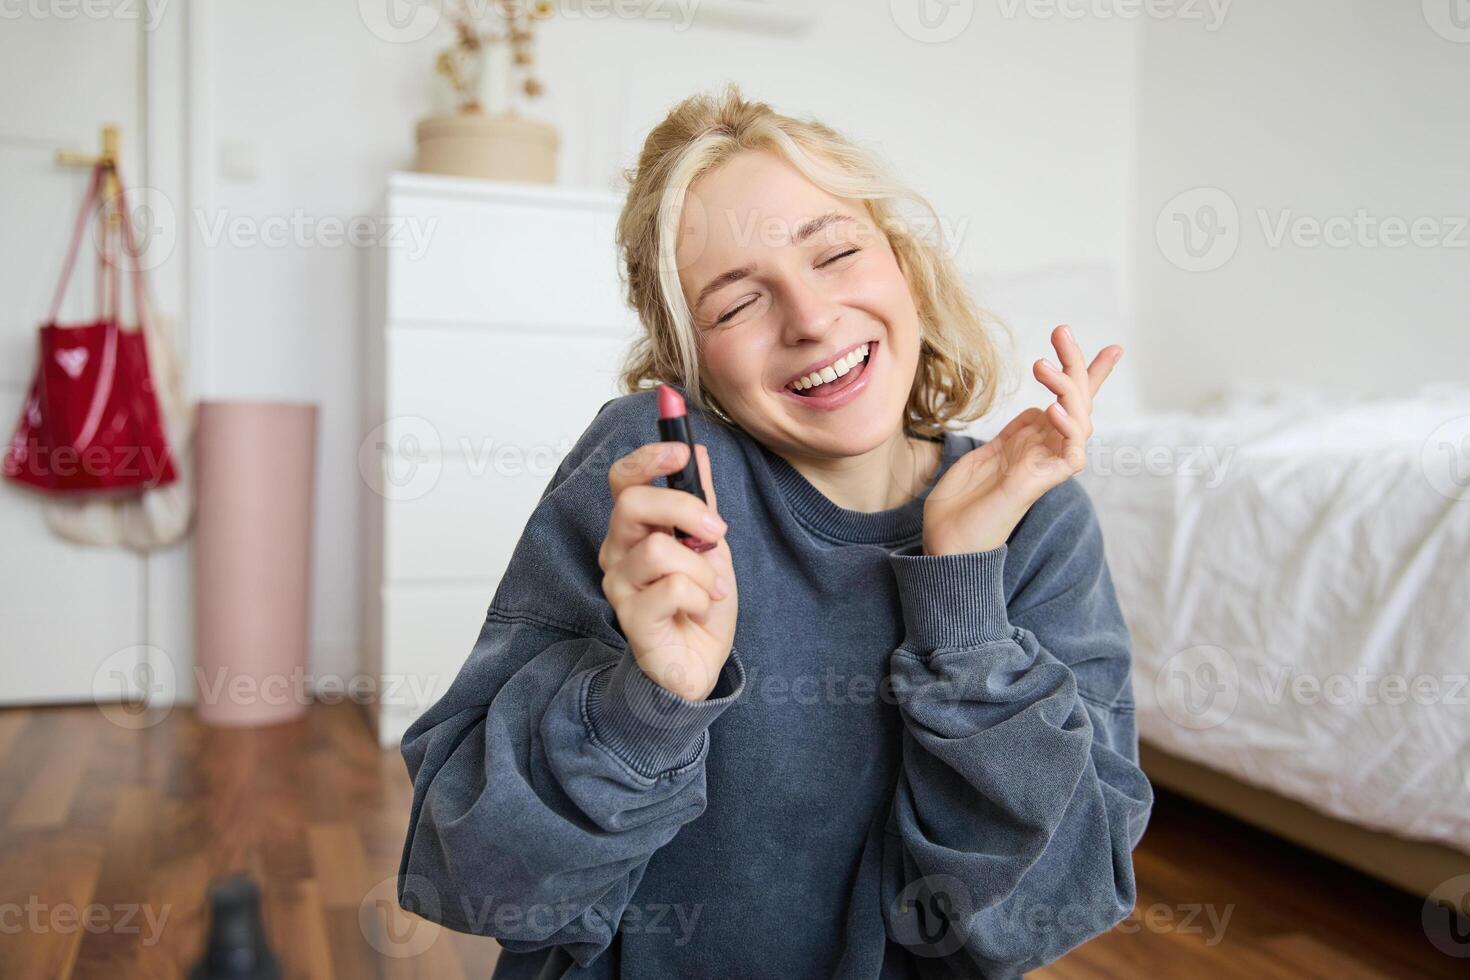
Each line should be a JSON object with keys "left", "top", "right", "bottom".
{"left": 779, "top": 275, "right": 841, "bottom": 344}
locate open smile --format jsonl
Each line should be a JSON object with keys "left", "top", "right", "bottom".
{"left": 777, "top": 340, "right": 877, "bottom": 411}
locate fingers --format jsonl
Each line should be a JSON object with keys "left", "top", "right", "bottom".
{"left": 1051, "top": 324, "right": 1092, "bottom": 399}
{"left": 1086, "top": 345, "right": 1123, "bottom": 396}
{"left": 625, "top": 572, "right": 714, "bottom": 630}
{"left": 1000, "top": 402, "right": 1085, "bottom": 482}
{"left": 1046, "top": 402, "right": 1088, "bottom": 470}
{"left": 1038, "top": 326, "right": 1126, "bottom": 425}
{"left": 609, "top": 440, "right": 693, "bottom": 498}
{"left": 605, "top": 529, "right": 726, "bottom": 607}
{"left": 954, "top": 408, "right": 1042, "bottom": 491}
{"left": 605, "top": 481, "right": 725, "bottom": 556}
{"left": 608, "top": 441, "right": 722, "bottom": 521}
{"left": 602, "top": 443, "right": 728, "bottom": 628}
{"left": 602, "top": 442, "right": 726, "bottom": 573}
{"left": 996, "top": 406, "right": 1045, "bottom": 443}
{"left": 1034, "top": 355, "right": 1089, "bottom": 423}
{"left": 1044, "top": 324, "right": 1124, "bottom": 399}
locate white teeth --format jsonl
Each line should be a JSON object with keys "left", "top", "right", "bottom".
{"left": 789, "top": 343, "right": 870, "bottom": 392}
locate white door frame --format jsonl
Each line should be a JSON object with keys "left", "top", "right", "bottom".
{"left": 139, "top": 0, "right": 212, "bottom": 706}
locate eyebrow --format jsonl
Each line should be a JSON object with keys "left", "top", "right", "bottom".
{"left": 692, "top": 212, "right": 857, "bottom": 312}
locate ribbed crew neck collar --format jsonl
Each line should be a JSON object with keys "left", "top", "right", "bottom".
{"left": 753, "top": 428, "right": 965, "bottom": 546}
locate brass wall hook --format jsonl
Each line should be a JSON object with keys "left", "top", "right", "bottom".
{"left": 56, "top": 124, "right": 122, "bottom": 220}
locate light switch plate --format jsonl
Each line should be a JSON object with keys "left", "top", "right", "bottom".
{"left": 219, "top": 141, "right": 259, "bottom": 181}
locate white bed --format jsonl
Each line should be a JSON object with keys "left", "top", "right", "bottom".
{"left": 964, "top": 262, "right": 1470, "bottom": 891}
{"left": 1076, "top": 380, "right": 1470, "bottom": 858}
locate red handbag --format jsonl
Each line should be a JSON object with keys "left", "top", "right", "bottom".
{"left": 4, "top": 163, "right": 179, "bottom": 494}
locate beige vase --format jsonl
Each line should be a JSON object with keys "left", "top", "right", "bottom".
{"left": 414, "top": 110, "right": 559, "bottom": 184}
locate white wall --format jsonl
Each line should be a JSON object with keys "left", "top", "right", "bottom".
{"left": 1133, "top": 0, "right": 1470, "bottom": 410}
{"left": 195, "top": 1, "right": 1143, "bottom": 678}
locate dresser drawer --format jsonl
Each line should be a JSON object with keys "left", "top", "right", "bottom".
{"left": 378, "top": 583, "right": 494, "bottom": 741}
{"left": 386, "top": 189, "right": 629, "bottom": 329}
{"left": 374, "top": 453, "right": 538, "bottom": 583}
{"left": 368, "top": 174, "right": 640, "bottom": 745}
{"left": 380, "top": 322, "right": 637, "bottom": 456}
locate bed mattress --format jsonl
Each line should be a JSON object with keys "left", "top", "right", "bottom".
{"left": 1075, "top": 381, "right": 1470, "bottom": 855}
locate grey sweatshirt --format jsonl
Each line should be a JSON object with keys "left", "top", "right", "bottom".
{"left": 397, "top": 385, "right": 1154, "bottom": 979}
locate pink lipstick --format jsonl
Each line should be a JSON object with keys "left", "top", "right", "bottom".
{"left": 657, "top": 384, "right": 717, "bottom": 553}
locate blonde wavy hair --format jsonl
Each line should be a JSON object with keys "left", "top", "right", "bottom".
{"left": 614, "top": 82, "right": 1012, "bottom": 440}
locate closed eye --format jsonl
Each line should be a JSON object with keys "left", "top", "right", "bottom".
{"left": 712, "top": 248, "right": 863, "bottom": 325}
{"left": 715, "top": 300, "right": 754, "bottom": 325}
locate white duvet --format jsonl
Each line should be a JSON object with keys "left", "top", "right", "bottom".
{"left": 1075, "top": 380, "right": 1470, "bottom": 856}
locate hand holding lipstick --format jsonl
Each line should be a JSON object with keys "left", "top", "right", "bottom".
{"left": 599, "top": 437, "right": 738, "bottom": 702}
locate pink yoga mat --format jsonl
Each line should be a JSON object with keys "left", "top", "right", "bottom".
{"left": 194, "top": 401, "right": 319, "bottom": 726}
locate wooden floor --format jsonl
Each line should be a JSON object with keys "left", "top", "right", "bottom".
{"left": 0, "top": 703, "right": 1460, "bottom": 979}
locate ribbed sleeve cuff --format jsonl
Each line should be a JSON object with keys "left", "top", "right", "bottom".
{"left": 584, "top": 647, "right": 746, "bottom": 779}
{"left": 888, "top": 542, "right": 1014, "bottom": 653}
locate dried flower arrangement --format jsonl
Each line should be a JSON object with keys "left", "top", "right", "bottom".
{"left": 435, "top": 0, "right": 555, "bottom": 113}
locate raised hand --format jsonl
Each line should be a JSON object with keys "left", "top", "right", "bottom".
{"left": 923, "top": 325, "right": 1122, "bottom": 556}
{"left": 600, "top": 441, "right": 738, "bottom": 700}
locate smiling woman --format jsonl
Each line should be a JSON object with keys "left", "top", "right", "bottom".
{"left": 397, "top": 82, "right": 1146, "bottom": 980}
{"left": 612, "top": 87, "right": 1013, "bottom": 512}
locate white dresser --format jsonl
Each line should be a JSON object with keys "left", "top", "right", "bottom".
{"left": 362, "top": 172, "right": 639, "bottom": 746}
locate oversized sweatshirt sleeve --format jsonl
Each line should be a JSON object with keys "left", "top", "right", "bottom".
{"left": 396, "top": 393, "right": 746, "bottom": 966}
{"left": 882, "top": 477, "right": 1154, "bottom": 978}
